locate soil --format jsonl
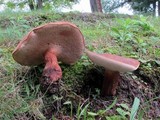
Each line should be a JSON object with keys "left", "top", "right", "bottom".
{"left": 26, "top": 60, "right": 160, "bottom": 120}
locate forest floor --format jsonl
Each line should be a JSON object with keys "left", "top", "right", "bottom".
{"left": 0, "top": 11, "right": 160, "bottom": 120}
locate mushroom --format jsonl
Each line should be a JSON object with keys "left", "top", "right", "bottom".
{"left": 12, "top": 22, "right": 85, "bottom": 83}
{"left": 85, "top": 49, "right": 140, "bottom": 96}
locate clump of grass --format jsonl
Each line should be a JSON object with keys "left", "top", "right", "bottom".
{"left": 109, "top": 16, "right": 160, "bottom": 59}
{"left": 0, "top": 48, "right": 29, "bottom": 119}
{"left": 0, "top": 10, "right": 64, "bottom": 43}
{"left": 81, "top": 24, "right": 109, "bottom": 41}
{"left": 0, "top": 47, "right": 46, "bottom": 119}
{"left": 62, "top": 97, "right": 140, "bottom": 120}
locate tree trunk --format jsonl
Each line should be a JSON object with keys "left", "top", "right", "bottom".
{"left": 90, "top": 0, "right": 102, "bottom": 13}
{"left": 90, "top": 0, "right": 97, "bottom": 12}
{"left": 36, "top": 0, "right": 43, "bottom": 9}
{"left": 96, "top": 0, "right": 103, "bottom": 12}
{"left": 28, "top": 0, "right": 35, "bottom": 10}
{"left": 158, "top": 1, "right": 160, "bottom": 16}
{"left": 153, "top": 1, "right": 156, "bottom": 16}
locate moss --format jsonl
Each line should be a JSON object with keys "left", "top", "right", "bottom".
{"left": 61, "top": 56, "right": 93, "bottom": 92}
{"left": 136, "top": 60, "right": 160, "bottom": 93}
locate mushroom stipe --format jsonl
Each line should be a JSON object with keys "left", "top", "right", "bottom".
{"left": 42, "top": 48, "right": 62, "bottom": 83}
{"left": 102, "top": 71, "right": 120, "bottom": 96}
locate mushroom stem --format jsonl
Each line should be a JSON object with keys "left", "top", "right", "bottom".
{"left": 101, "top": 70, "right": 120, "bottom": 96}
{"left": 42, "top": 49, "right": 62, "bottom": 83}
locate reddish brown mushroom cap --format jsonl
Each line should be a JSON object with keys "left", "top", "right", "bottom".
{"left": 12, "top": 21, "right": 85, "bottom": 66}
{"left": 85, "top": 50, "right": 140, "bottom": 72}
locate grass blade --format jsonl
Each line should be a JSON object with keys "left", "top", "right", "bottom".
{"left": 130, "top": 97, "right": 140, "bottom": 120}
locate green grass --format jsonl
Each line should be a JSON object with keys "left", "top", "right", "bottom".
{"left": 0, "top": 48, "right": 29, "bottom": 119}
{"left": 0, "top": 10, "right": 160, "bottom": 119}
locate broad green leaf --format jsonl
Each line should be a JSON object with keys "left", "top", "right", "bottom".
{"left": 78, "top": 103, "right": 90, "bottom": 119}
{"left": 63, "top": 101, "right": 72, "bottom": 105}
{"left": 116, "top": 108, "right": 130, "bottom": 117}
{"left": 130, "top": 97, "right": 140, "bottom": 120}
{"left": 87, "top": 112, "right": 98, "bottom": 116}
{"left": 120, "top": 104, "right": 130, "bottom": 111}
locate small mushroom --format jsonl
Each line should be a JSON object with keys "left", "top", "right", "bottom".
{"left": 85, "top": 49, "right": 140, "bottom": 96}
{"left": 12, "top": 22, "right": 85, "bottom": 83}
